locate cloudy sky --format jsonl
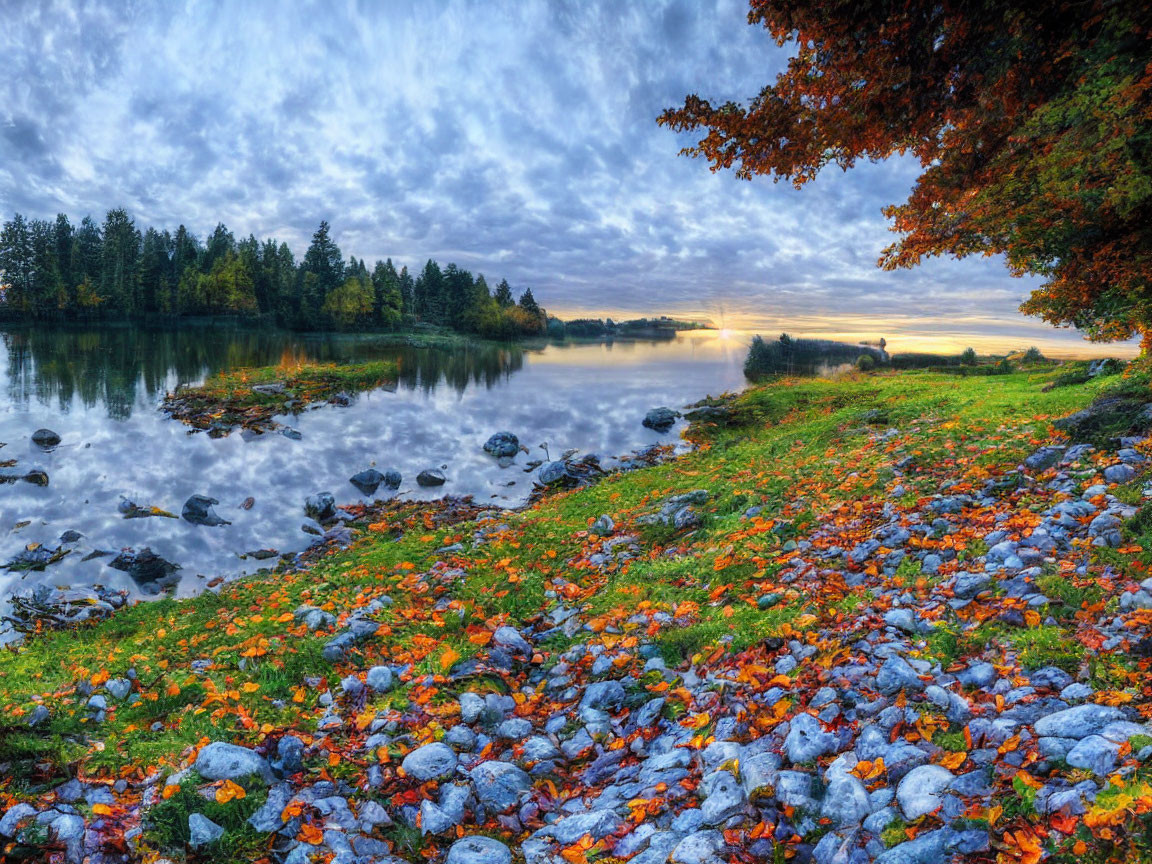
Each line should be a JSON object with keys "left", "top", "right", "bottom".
{"left": 0, "top": 0, "right": 1128, "bottom": 353}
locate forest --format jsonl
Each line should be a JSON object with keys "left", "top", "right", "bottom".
{"left": 0, "top": 211, "right": 548, "bottom": 338}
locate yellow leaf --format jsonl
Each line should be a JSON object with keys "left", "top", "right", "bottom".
{"left": 439, "top": 646, "right": 461, "bottom": 671}
{"left": 241, "top": 682, "right": 260, "bottom": 693}
{"left": 91, "top": 803, "right": 114, "bottom": 816}
{"left": 215, "top": 779, "right": 247, "bottom": 803}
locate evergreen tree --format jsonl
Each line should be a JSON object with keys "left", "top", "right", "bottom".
{"left": 53, "top": 213, "right": 74, "bottom": 304}
{"left": 300, "top": 221, "right": 343, "bottom": 324}
{"left": 415, "top": 259, "right": 444, "bottom": 323}
{"left": 0, "top": 213, "right": 34, "bottom": 312}
{"left": 99, "top": 208, "right": 141, "bottom": 315}
{"left": 371, "top": 258, "right": 403, "bottom": 327}
{"left": 494, "top": 278, "right": 514, "bottom": 308}
{"left": 518, "top": 287, "right": 541, "bottom": 316}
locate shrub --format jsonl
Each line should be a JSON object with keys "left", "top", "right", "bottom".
{"left": 1022, "top": 346, "right": 1045, "bottom": 363}
{"left": 856, "top": 354, "right": 876, "bottom": 372}
{"left": 960, "top": 347, "right": 978, "bottom": 366}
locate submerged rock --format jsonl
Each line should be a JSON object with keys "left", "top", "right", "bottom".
{"left": 108, "top": 547, "right": 181, "bottom": 590}
{"left": 305, "top": 491, "right": 336, "bottom": 521}
{"left": 31, "top": 428, "right": 61, "bottom": 449}
{"left": 182, "top": 494, "right": 231, "bottom": 526}
{"left": 350, "top": 468, "right": 386, "bottom": 495}
{"left": 643, "top": 407, "right": 680, "bottom": 432}
{"left": 483, "top": 431, "right": 520, "bottom": 458}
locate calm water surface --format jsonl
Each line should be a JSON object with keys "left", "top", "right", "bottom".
{"left": 0, "top": 326, "right": 747, "bottom": 614}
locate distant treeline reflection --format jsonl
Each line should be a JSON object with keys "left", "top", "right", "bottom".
{"left": 2, "top": 326, "right": 527, "bottom": 418}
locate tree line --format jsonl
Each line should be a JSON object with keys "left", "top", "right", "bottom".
{"left": 0, "top": 211, "right": 547, "bottom": 337}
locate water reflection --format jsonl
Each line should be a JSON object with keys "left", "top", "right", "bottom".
{"left": 2, "top": 326, "right": 530, "bottom": 416}
{"left": 0, "top": 326, "right": 747, "bottom": 623}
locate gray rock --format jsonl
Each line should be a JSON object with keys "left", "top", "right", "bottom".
{"left": 460, "top": 692, "right": 485, "bottom": 724}
{"left": 1066, "top": 735, "right": 1121, "bottom": 776}
{"left": 822, "top": 771, "right": 872, "bottom": 826}
{"left": 580, "top": 680, "right": 625, "bottom": 711}
{"left": 671, "top": 829, "right": 726, "bottom": 864}
{"left": 700, "top": 770, "right": 746, "bottom": 824}
{"left": 188, "top": 813, "right": 224, "bottom": 848}
{"left": 383, "top": 468, "right": 402, "bottom": 488}
{"left": 896, "top": 765, "right": 954, "bottom": 820}
{"left": 877, "top": 656, "right": 924, "bottom": 694}
{"left": 1034, "top": 704, "right": 1125, "bottom": 739}
{"left": 785, "top": 712, "right": 836, "bottom": 763}
{"left": 182, "top": 494, "right": 231, "bottom": 526}
{"left": 402, "top": 742, "right": 457, "bottom": 781}
{"left": 471, "top": 760, "right": 531, "bottom": 812}
{"left": 741, "top": 752, "right": 781, "bottom": 799}
{"left": 445, "top": 836, "right": 513, "bottom": 864}
{"left": 417, "top": 469, "right": 447, "bottom": 487}
{"left": 350, "top": 469, "right": 386, "bottom": 495}
{"left": 0, "top": 803, "right": 37, "bottom": 837}
{"left": 591, "top": 515, "right": 615, "bottom": 535}
{"left": 493, "top": 625, "right": 532, "bottom": 656}
{"left": 304, "top": 492, "right": 336, "bottom": 521}
{"left": 547, "top": 809, "right": 624, "bottom": 844}
{"left": 1105, "top": 463, "right": 1137, "bottom": 484}
{"left": 483, "top": 432, "right": 520, "bottom": 458}
{"left": 366, "top": 665, "right": 394, "bottom": 692}
{"left": 643, "top": 407, "right": 681, "bottom": 432}
{"left": 538, "top": 461, "right": 572, "bottom": 486}
{"left": 32, "top": 428, "right": 61, "bottom": 449}
{"left": 194, "top": 742, "right": 273, "bottom": 783}
{"left": 1025, "top": 446, "right": 1064, "bottom": 471}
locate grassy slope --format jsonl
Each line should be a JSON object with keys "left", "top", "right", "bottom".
{"left": 0, "top": 363, "right": 1145, "bottom": 855}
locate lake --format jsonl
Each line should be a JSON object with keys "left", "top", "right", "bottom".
{"left": 0, "top": 325, "right": 748, "bottom": 622}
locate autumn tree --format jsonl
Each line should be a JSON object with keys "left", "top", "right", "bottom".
{"left": 659, "top": 1, "right": 1152, "bottom": 344}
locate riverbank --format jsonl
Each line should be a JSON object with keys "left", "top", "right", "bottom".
{"left": 3, "top": 363, "right": 1152, "bottom": 863}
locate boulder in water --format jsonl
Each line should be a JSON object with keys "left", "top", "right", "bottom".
{"left": 483, "top": 432, "right": 520, "bottom": 458}
{"left": 182, "top": 494, "right": 231, "bottom": 526}
{"left": 108, "top": 547, "right": 181, "bottom": 590}
{"left": 537, "top": 461, "right": 572, "bottom": 486}
{"left": 31, "top": 428, "right": 61, "bottom": 449}
{"left": 642, "top": 407, "right": 680, "bottom": 432}
{"left": 417, "top": 469, "right": 446, "bottom": 487}
{"left": 383, "top": 468, "right": 402, "bottom": 489}
{"left": 350, "top": 468, "right": 385, "bottom": 495}
{"left": 305, "top": 492, "right": 336, "bottom": 521}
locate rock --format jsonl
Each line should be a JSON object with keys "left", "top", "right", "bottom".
{"left": 31, "top": 428, "right": 61, "bottom": 449}
{"left": 537, "top": 461, "right": 572, "bottom": 486}
{"left": 822, "top": 771, "right": 872, "bottom": 826}
{"left": 875, "top": 827, "right": 990, "bottom": 864}
{"left": 483, "top": 432, "right": 520, "bottom": 458}
{"left": 182, "top": 494, "right": 231, "bottom": 527}
{"left": 741, "top": 752, "right": 781, "bottom": 799}
{"left": 547, "top": 809, "right": 625, "bottom": 845}
{"left": 108, "top": 547, "right": 181, "bottom": 589}
{"left": 304, "top": 492, "right": 336, "bottom": 521}
{"left": 671, "top": 829, "right": 726, "bottom": 864}
{"left": 445, "top": 836, "right": 513, "bottom": 864}
{"left": 493, "top": 626, "right": 532, "bottom": 657}
{"left": 1024, "top": 446, "right": 1064, "bottom": 471}
{"left": 193, "top": 742, "right": 273, "bottom": 783}
{"left": 0, "top": 803, "right": 36, "bottom": 837}
{"left": 273, "top": 735, "right": 305, "bottom": 776}
{"left": 1066, "top": 735, "right": 1122, "bottom": 776}
{"left": 591, "top": 515, "right": 614, "bottom": 535}
{"left": 757, "top": 593, "right": 782, "bottom": 609}
{"left": 366, "top": 666, "right": 394, "bottom": 692}
{"left": 1034, "top": 704, "right": 1125, "bottom": 739}
{"left": 188, "top": 813, "right": 224, "bottom": 848}
{"left": 21, "top": 468, "right": 49, "bottom": 486}
{"left": 382, "top": 468, "right": 402, "bottom": 489}
{"left": 471, "top": 760, "right": 531, "bottom": 812}
{"left": 643, "top": 407, "right": 681, "bottom": 432}
{"left": 897, "top": 765, "right": 955, "bottom": 820}
{"left": 580, "top": 680, "right": 625, "bottom": 711}
{"left": 876, "top": 656, "right": 925, "bottom": 694}
{"left": 460, "top": 692, "right": 485, "bottom": 724}
{"left": 701, "top": 770, "right": 746, "bottom": 824}
{"left": 106, "top": 678, "right": 132, "bottom": 700}
{"left": 417, "top": 469, "right": 447, "bottom": 487}
{"left": 785, "top": 712, "right": 836, "bottom": 763}
{"left": 350, "top": 469, "right": 385, "bottom": 495}
{"left": 402, "top": 742, "right": 457, "bottom": 781}
{"left": 1105, "top": 463, "right": 1137, "bottom": 484}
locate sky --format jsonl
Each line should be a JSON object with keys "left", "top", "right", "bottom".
{"left": 0, "top": 0, "right": 1134, "bottom": 355}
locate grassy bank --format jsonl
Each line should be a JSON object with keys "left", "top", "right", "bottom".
{"left": 4, "top": 363, "right": 1152, "bottom": 860}
{"left": 162, "top": 360, "right": 398, "bottom": 434}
